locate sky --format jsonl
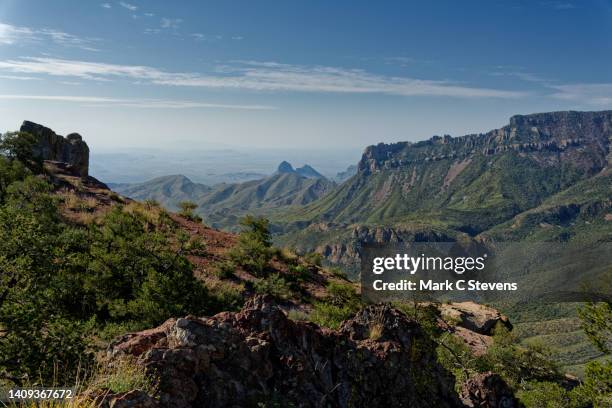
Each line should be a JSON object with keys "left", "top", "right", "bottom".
{"left": 0, "top": 0, "right": 611, "bottom": 153}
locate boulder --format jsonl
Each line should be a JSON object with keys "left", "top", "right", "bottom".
{"left": 19, "top": 120, "right": 89, "bottom": 177}
{"left": 460, "top": 372, "right": 520, "bottom": 408}
{"left": 440, "top": 301, "right": 512, "bottom": 335}
{"left": 109, "top": 296, "right": 464, "bottom": 408}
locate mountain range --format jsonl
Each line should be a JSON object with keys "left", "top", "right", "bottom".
{"left": 272, "top": 110, "right": 611, "bottom": 266}
{"left": 112, "top": 161, "right": 335, "bottom": 231}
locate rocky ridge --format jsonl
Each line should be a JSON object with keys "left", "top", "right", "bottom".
{"left": 358, "top": 110, "right": 611, "bottom": 175}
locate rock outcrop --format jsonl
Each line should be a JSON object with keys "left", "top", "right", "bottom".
{"left": 109, "top": 296, "right": 465, "bottom": 408}
{"left": 20, "top": 120, "right": 89, "bottom": 177}
{"left": 440, "top": 302, "right": 512, "bottom": 335}
{"left": 459, "top": 372, "right": 520, "bottom": 408}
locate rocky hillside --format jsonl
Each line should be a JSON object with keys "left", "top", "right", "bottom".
{"left": 114, "top": 161, "right": 336, "bottom": 231}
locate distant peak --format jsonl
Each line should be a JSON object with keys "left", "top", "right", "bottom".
{"left": 277, "top": 161, "right": 295, "bottom": 173}
{"left": 295, "top": 164, "right": 324, "bottom": 179}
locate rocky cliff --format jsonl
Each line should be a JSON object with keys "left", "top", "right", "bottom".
{"left": 20, "top": 120, "right": 90, "bottom": 177}
{"left": 358, "top": 110, "right": 611, "bottom": 175}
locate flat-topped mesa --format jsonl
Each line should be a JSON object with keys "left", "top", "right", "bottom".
{"left": 358, "top": 110, "right": 612, "bottom": 174}
{"left": 20, "top": 120, "right": 90, "bottom": 177}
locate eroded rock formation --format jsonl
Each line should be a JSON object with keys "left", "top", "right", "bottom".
{"left": 20, "top": 120, "right": 90, "bottom": 177}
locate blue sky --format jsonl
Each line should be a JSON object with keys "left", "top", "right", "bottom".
{"left": 0, "top": 0, "right": 611, "bottom": 151}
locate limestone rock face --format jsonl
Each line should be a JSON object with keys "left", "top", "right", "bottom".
{"left": 20, "top": 120, "right": 90, "bottom": 177}
{"left": 109, "top": 296, "right": 464, "bottom": 408}
{"left": 357, "top": 110, "right": 612, "bottom": 175}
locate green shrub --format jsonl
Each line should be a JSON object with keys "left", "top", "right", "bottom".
{"left": 577, "top": 360, "right": 612, "bottom": 407}
{"left": 474, "top": 326, "right": 559, "bottom": 388}
{"left": 208, "top": 281, "right": 244, "bottom": 313}
{"left": 517, "top": 381, "right": 573, "bottom": 408}
{"left": 229, "top": 215, "right": 273, "bottom": 276}
{"left": 327, "top": 266, "right": 347, "bottom": 279}
{"left": 303, "top": 252, "right": 323, "bottom": 266}
{"left": 178, "top": 200, "right": 202, "bottom": 223}
{"left": 254, "top": 273, "right": 292, "bottom": 300}
{"left": 287, "top": 264, "right": 311, "bottom": 282}
{"left": 89, "top": 357, "right": 157, "bottom": 395}
{"left": 213, "top": 260, "right": 236, "bottom": 279}
{"left": 309, "top": 303, "right": 354, "bottom": 329}
{"left": 326, "top": 282, "right": 360, "bottom": 308}
{"left": 287, "top": 309, "right": 309, "bottom": 322}
{"left": 578, "top": 300, "right": 612, "bottom": 354}
{"left": 307, "top": 282, "right": 362, "bottom": 329}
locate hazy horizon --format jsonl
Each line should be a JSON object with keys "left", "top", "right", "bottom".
{"left": 90, "top": 146, "right": 363, "bottom": 185}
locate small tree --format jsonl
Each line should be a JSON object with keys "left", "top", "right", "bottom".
{"left": 0, "top": 132, "right": 42, "bottom": 173}
{"left": 178, "top": 200, "right": 202, "bottom": 223}
{"left": 229, "top": 215, "right": 273, "bottom": 276}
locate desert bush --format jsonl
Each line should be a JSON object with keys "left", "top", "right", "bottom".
{"left": 207, "top": 281, "right": 244, "bottom": 313}
{"left": 287, "top": 264, "right": 311, "bottom": 282}
{"left": 212, "top": 260, "right": 236, "bottom": 279}
{"left": 254, "top": 273, "right": 292, "bottom": 300}
{"left": 578, "top": 300, "right": 612, "bottom": 354}
{"left": 307, "top": 282, "right": 362, "bottom": 329}
{"left": 287, "top": 309, "right": 309, "bottom": 322}
{"left": 327, "top": 266, "right": 347, "bottom": 279}
{"left": 229, "top": 215, "right": 273, "bottom": 276}
{"left": 278, "top": 247, "right": 299, "bottom": 265}
{"left": 88, "top": 357, "right": 157, "bottom": 395}
{"left": 326, "top": 282, "right": 360, "bottom": 308}
{"left": 303, "top": 251, "right": 323, "bottom": 266}
{"left": 516, "top": 381, "right": 573, "bottom": 408}
{"left": 178, "top": 200, "right": 202, "bottom": 223}
{"left": 474, "top": 326, "right": 559, "bottom": 387}
{"left": 308, "top": 302, "right": 354, "bottom": 330}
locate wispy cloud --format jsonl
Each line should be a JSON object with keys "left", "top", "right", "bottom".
{"left": 118, "top": 2, "right": 137, "bottom": 11}
{"left": 540, "top": 1, "right": 576, "bottom": 10}
{"left": 191, "top": 33, "right": 226, "bottom": 42}
{"left": 101, "top": 3, "right": 112, "bottom": 9}
{"left": 160, "top": 18, "right": 182, "bottom": 29}
{"left": 489, "top": 70, "right": 550, "bottom": 84}
{"left": 0, "top": 75, "right": 42, "bottom": 81}
{"left": 550, "top": 84, "right": 612, "bottom": 106}
{"left": 0, "top": 57, "right": 527, "bottom": 99}
{"left": 0, "top": 22, "right": 99, "bottom": 51}
{"left": 0, "top": 94, "right": 276, "bottom": 110}
{"left": 0, "top": 23, "right": 34, "bottom": 45}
